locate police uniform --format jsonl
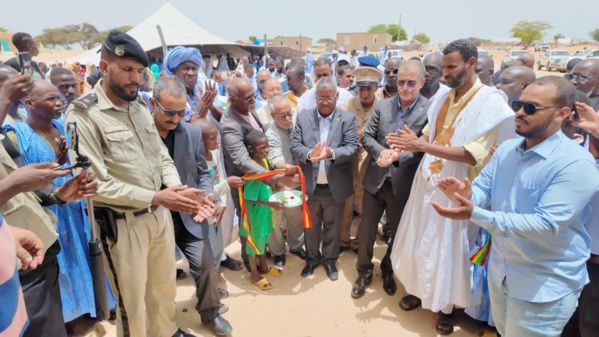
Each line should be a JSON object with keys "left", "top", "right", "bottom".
{"left": 64, "top": 31, "right": 183, "bottom": 337}
{"left": 338, "top": 67, "right": 383, "bottom": 251}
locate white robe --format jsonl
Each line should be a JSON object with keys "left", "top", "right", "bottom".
{"left": 390, "top": 85, "right": 514, "bottom": 312}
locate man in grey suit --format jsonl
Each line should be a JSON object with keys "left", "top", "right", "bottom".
{"left": 220, "top": 78, "right": 298, "bottom": 268}
{"left": 352, "top": 60, "right": 430, "bottom": 298}
{"left": 151, "top": 76, "right": 232, "bottom": 335}
{"left": 290, "top": 77, "right": 359, "bottom": 281}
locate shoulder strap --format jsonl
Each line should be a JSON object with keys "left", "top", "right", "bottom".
{"left": 71, "top": 92, "right": 98, "bottom": 110}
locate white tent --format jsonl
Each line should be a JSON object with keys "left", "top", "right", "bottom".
{"left": 66, "top": 2, "right": 238, "bottom": 65}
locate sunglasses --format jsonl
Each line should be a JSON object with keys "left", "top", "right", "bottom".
{"left": 383, "top": 68, "right": 399, "bottom": 75}
{"left": 511, "top": 100, "right": 561, "bottom": 115}
{"left": 155, "top": 99, "right": 186, "bottom": 117}
{"left": 564, "top": 73, "right": 594, "bottom": 83}
{"left": 397, "top": 80, "right": 417, "bottom": 88}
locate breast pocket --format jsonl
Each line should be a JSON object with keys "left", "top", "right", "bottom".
{"left": 515, "top": 185, "right": 543, "bottom": 214}
{"left": 105, "top": 130, "right": 138, "bottom": 163}
{"left": 143, "top": 125, "right": 161, "bottom": 157}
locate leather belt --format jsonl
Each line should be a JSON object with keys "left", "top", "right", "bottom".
{"left": 98, "top": 205, "right": 159, "bottom": 220}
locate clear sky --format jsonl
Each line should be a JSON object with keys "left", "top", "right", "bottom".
{"left": 2, "top": 0, "right": 597, "bottom": 45}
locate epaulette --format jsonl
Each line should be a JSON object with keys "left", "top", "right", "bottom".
{"left": 72, "top": 93, "right": 98, "bottom": 110}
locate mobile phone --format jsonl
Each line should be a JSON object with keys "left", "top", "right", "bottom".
{"left": 18, "top": 52, "right": 32, "bottom": 75}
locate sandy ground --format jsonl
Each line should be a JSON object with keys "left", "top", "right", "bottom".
{"left": 79, "top": 236, "right": 485, "bottom": 337}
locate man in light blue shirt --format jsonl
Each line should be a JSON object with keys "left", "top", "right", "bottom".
{"left": 431, "top": 76, "right": 599, "bottom": 337}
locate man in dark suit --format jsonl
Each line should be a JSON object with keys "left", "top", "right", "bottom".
{"left": 290, "top": 77, "right": 359, "bottom": 281}
{"left": 220, "top": 78, "right": 298, "bottom": 268}
{"left": 151, "top": 76, "right": 232, "bottom": 335}
{"left": 352, "top": 60, "right": 430, "bottom": 298}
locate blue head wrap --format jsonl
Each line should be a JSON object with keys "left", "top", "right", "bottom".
{"left": 163, "top": 46, "right": 202, "bottom": 75}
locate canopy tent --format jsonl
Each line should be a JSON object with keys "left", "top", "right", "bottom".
{"left": 66, "top": 2, "right": 239, "bottom": 65}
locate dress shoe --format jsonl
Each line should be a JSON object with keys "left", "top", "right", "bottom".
{"left": 290, "top": 248, "right": 307, "bottom": 260}
{"left": 202, "top": 316, "right": 233, "bottom": 336}
{"left": 323, "top": 264, "right": 338, "bottom": 281}
{"left": 351, "top": 274, "right": 373, "bottom": 298}
{"left": 300, "top": 264, "right": 317, "bottom": 277}
{"left": 172, "top": 328, "right": 195, "bottom": 337}
{"left": 339, "top": 246, "right": 351, "bottom": 253}
{"left": 382, "top": 272, "right": 397, "bottom": 296}
{"left": 273, "top": 254, "right": 286, "bottom": 267}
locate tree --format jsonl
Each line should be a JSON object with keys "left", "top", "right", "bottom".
{"left": 317, "top": 38, "right": 336, "bottom": 48}
{"left": 248, "top": 36, "right": 257, "bottom": 42}
{"left": 36, "top": 23, "right": 103, "bottom": 50}
{"left": 413, "top": 33, "right": 430, "bottom": 44}
{"left": 553, "top": 33, "right": 565, "bottom": 44}
{"left": 590, "top": 29, "right": 599, "bottom": 43}
{"left": 368, "top": 24, "right": 407, "bottom": 41}
{"left": 509, "top": 20, "right": 553, "bottom": 49}
{"left": 99, "top": 25, "right": 133, "bottom": 40}
{"left": 467, "top": 37, "right": 492, "bottom": 47}
{"left": 0, "top": 27, "right": 8, "bottom": 33}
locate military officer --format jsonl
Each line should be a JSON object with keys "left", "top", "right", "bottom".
{"left": 337, "top": 67, "right": 383, "bottom": 253}
{"left": 64, "top": 30, "right": 208, "bottom": 337}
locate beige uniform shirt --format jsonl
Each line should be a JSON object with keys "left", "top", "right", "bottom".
{"left": 0, "top": 134, "right": 58, "bottom": 250}
{"left": 338, "top": 97, "right": 377, "bottom": 175}
{"left": 64, "top": 81, "right": 181, "bottom": 212}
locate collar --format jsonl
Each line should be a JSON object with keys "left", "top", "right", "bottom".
{"left": 317, "top": 109, "right": 335, "bottom": 121}
{"left": 516, "top": 130, "right": 563, "bottom": 159}
{"left": 448, "top": 77, "right": 483, "bottom": 106}
{"left": 96, "top": 80, "right": 130, "bottom": 112}
{"left": 397, "top": 94, "right": 420, "bottom": 113}
{"left": 272, "top": 122, "right": 293, "bottom": 135}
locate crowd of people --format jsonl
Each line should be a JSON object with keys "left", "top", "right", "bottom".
{"left": 1, "top": 28, "right": 599, "bottom": 337}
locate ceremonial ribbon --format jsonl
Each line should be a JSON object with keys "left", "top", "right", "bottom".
{"left": 469, "top": 234, "right": 491, "bottom": 266}
{"left": 238, "top": 162, "right": 313, "bottom": 255}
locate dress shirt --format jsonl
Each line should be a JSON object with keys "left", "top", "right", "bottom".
{"left": 470, "top": 131, "right": 599, "bottom": 303}
{"left": 316, "top": 112, "right": 333, "bottom": 184}
{"left": 266, "top": 123, "right": 296, "bottom": 166}
{"left": 396, "top": 95, "right": 420, "bottom": 131}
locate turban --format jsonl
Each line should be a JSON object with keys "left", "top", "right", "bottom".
{"left": 163, "top": 46, "right": 202, "bottom": 75}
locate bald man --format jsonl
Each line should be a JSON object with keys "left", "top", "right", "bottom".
{"left": 255, "top": 69, "right": 273, "bottom": 109}
{"left": 567, "top": 59, "right": 599, "bottom": 110}
{"left": 496, "top": 66, "right": 536, "bottom": 105}
{"left": 420, "top": 53, "right": 446, "bottom": 102}
{"left": 476, "top": 56, "right": 495, "bottom": 86}
{"left": 517, "top": 52, "right": 535, "bottom": 69}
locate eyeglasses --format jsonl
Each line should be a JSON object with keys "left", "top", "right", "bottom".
{"left": 286, "top": 76, "right": 299, "bottom": 82}
{"left": 425, "top": 66, "right": 440, "bottom": 75}
{"left": 564, "top": 73, "right": 594, "bottom": 83}
{"left": 154, "top": 99, "right": 186, "bottom": 117}
{"left": 397, "top": 80, "right": 417, "bottom": 88}
{"left": 237, "top": 94, "right": 255, "bottom": 103}
{"left": 383, "top": 68, "right": 399, "bottom": 75}
{"left": 511, "top": 100, "right": 561, "bottom": 115}
{"left": 316, "top": 96, "right": 336, "bottom": 103}
{"left": 275, "top": 112, "right": 294, "bottom": 119}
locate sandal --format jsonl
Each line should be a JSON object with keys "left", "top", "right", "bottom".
{"left": 218, "top": 303, "right": 229, "bottom": 315}
{"left": 221, "top": 255, "right": 243, "bottom": 271}
{"left": 252, "top": 277, "right": 273, "bottom": 291}
{"left": 399, "top": 295, "right": 421, "bottom": 311}
{"left": 261, "top": 267, "right": 281, "bottom": 277}
{"left": 218, "top": 288, "right": 229, "bottom": 300}
{"left": 435, "top": 313, "right": 455, "bottom": 335}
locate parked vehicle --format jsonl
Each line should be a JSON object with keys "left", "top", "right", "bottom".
{"left": 534, "top": 43, "right": 550, "bottom": 52}
{"left": 502, "top": 50, "right": 529, "bottom": 65}
{"left": 478, "top": 49, "right": 490, "bottom": 57}
{"left": 537, "top": 50, "right": 571, "bottom": 72}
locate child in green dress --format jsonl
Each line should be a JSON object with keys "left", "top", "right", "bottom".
{"left": 242, "top": 130, "right": 285, "bottom": 290}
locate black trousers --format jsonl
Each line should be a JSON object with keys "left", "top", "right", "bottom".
{"left": 562, "top": 259, "right": 599, "bottom": 337}
{"left": 357, "top": 180, "right": 407, "bottom": 276}
{"left": 20, "top": 241, "right": 67, "bottom": 337}
{"left": 173, "top": 214, "right": 220, "bottom": 321}
{"left": 305, "top": 184, "right": 345, "bottom": 266}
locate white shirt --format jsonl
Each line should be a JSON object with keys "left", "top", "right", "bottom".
{"left": 316, "top": 113, "right": 333, "bottom": 184}
{"left": 296, "top": 86, "right": 353, "bottom": 113}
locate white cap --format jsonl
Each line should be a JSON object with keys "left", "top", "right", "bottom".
{"left": 332, "top": 49, "right": 338, "bottom": 54}
{"left": 307, "top": 48, "right": 312, "bottom": 52}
